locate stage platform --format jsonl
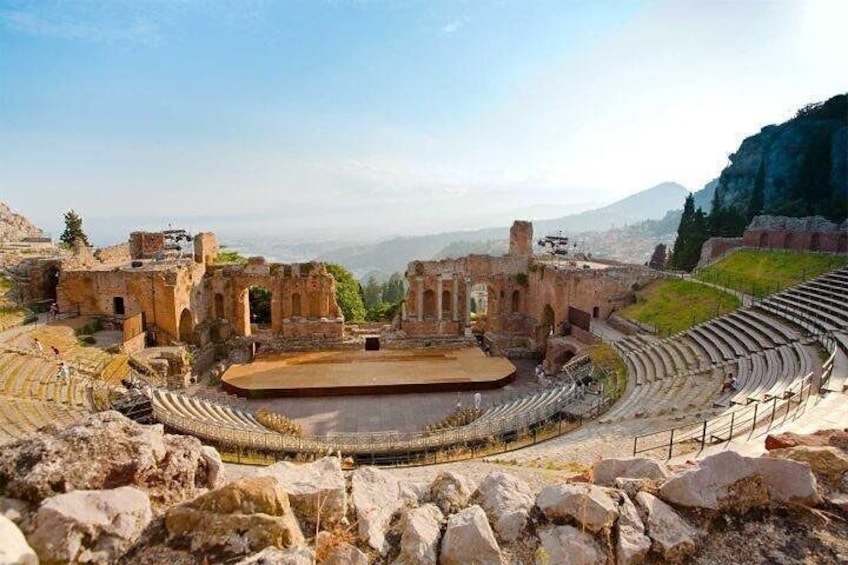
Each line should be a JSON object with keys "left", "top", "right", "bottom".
{"left": 221, "top": 347, "right": 516, "bottom": 398}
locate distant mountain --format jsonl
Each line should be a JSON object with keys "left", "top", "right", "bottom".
{"left": 713, "top": 93, "right": 847, "bottom": 221}
{"left": 693, "top": 178, "right": 718, "bottom": 213}
{"left": 318, "top": 182, "right": 689, "bottom": 278}
{"left": 0, "top": 202, "right": 45, "bottom": 242}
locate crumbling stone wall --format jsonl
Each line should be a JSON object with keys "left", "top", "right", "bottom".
{"left": 129, "top": 232, "right": 166, "bottom": 260}
{"left": 94, "top": 242, "right": 131, "bottom": 265}
{"left": 743, "top": 215, "right": 848, "bottom": 254}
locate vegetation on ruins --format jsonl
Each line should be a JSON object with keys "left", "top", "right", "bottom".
{"left": 325, "top": 263, "right": 366, "bottom": 322}
{"left": 216, "top": 248, "right": 248, "bottom": 264}
{"left": 249, "top": 287, "right": 272, "bottom": 324}
{"left": 695, "top": 249, "right": 848, "bottom": 298}
{"left": 620, "top": 279, "right": 740, "bottom": 335}
{"left": 59, "top": 209, "right": 89, "bottom": 247}
{"left": 648, "top": 243, "right": 667, "bottom": 270}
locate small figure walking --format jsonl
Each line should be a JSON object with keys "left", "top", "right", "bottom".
{"left": 57, "top": 362, "right": 70, "bottom": 382}
{"left": 51, "top": 345, "right": 60, "bottom": 357}
{"left": 474, "top": 392, "right": 482, "bottom": 411}
{"left": 33, "top": 337, "right": 43, "bottom": 354}
{"left": 49, "top": 302, "right": 58, "bottom": 320}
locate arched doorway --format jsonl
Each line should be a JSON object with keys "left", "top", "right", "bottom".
{"left": 784, "top": 233, "right": 794, "bottom": 249}
{"left": 214, "top": 293, "right": 224, "bottom": 319}
{"left": 441, "top": 289, "right": 451, "bottom": 318}
{"left": 422, "top": 289, "right": 437, "bottom": 319}
{"left": 759, "top": 232, "right": 769, "bottom": 248}
{"left": 511, "top": 290, "right": 521, "bottom": 313}
{"left": 810, "top": 233, "right": 821, "bottom": 252}
{"left": 538, "top": 304, "right": 556, "bottom": 353}
{"left": 291, "top": 293, "right": 301, "bottom": 317}
{"left": 249, "top": 286, "right": 272, "bottom": 327}
{"left": 43, "top": 265, "right": 60, "bottom": 302}
{"left": 178, "top": 308, "right": 194, "bottom": 343}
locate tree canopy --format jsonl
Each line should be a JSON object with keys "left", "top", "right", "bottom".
{"left": 325, "top": 263, "right": 366, "bottom": 322}
{"left": 670, "top": 194, "right": 708, "bottom": 272}
{"left": 59, "top": 209, "right": 90, "bottom": 247}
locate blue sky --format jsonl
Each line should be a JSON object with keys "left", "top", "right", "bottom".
{"left": 1, "top": 0, "right": 846, "bottom": 244}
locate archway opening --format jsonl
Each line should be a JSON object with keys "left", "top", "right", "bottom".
{"left": 422, "top": 289, "right": 437, "bottom": 319}
{"left": 838, "top": 233, "right": 847, "bottom": 254}
{"left": 784, "top": 232, "right": 794, "bottom": 249}
{"left": 759, "top": 232, "right": 769, "bottom": 248}
{"left": 178, "top": 308, "right": 194, "bottom": 343}
{"left": 291, "top": 293, "right": 302, "bottom": 317}
{"left": 214, "top": 293, "right": 224, "bottom": 319}
{"left": 810, "top": 233, "right": 821, "bottom": 252}
{"left": 441, "top": 290, "right": 451, "bottom": 317}
{"left": 511, "top": 289, "right": 521, "bottom": 313}
{"left": 469, "top": 283, "right": 489, "bottom": 320}
{"left": 249, "top": 286, "right": 272, "bottom": 326}
{"left": 538, "top": 304, "right": 556, "bottom": 353}
{"left": 43, "top": 265, "right": 60, "bottom": 301}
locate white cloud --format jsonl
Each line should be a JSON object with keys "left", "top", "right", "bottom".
{"left": 441, "top": 19, "right": 465, "bottom": 34}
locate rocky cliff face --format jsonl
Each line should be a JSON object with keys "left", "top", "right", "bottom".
{"left": 0, "top": 202, "right": 44, "bottom": 243}
{"left": 715, "top": 94, "right": 847, "bottom": 221}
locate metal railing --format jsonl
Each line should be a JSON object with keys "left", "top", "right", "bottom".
{"left": 632, "top": 367, "right": 819, "bottom": 460}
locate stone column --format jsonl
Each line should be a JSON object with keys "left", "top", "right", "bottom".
{"left": 437, "top": 275, "right": 444, "bottom": 321}
{"left": 452, "top": 275, "right": 459, "bottom": 322}
{"left": 465, "top": 277, "right": 472, "bottom": 327}
{"left": 416, "top": 277, "right": 424, "bottom": 322}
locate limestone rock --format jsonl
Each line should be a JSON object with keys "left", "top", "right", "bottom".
{"left": 591, "top": 458, "right": 670, "bottom": 487}
{"left": 767, "top": 445, "right": 848, "bottom": 484}
{"left": 614, "top": 478, "right": 656, "bottom": 500}
{"left": 439, "top": 505, "right": 502, "bottom": 565}
{"left": 427, "top": 471, "right": 477, "bottom": 516}
{"left": 257, "top": 457, "right": 346, "bottom": 528}
{"left": 0, "top": 496, "right": 28, "bottom": 524}
{"left": 765, "top": 429, "right": 848, "bottom": 451}
{"left": 28, "top": 486, "right": 152, "bottom": 565}
{"left": 535, "top": 525, "right": 604, "bottom": 565}
{"left": 351, "top": 466, "right": 404, "bottom": 554}
{"left": 635, "top": 492, "right": 698, "bottom": 563}
{"left": 322, "top": 542, "right": 368, "bottom": 565}
{"left": 659, "top": 451, "right": 821, "bottom": 510}
{"left": 0, "top": 411, "right": 218, "bottom": 512}
{"left": 165, "top": 476, "right": 304, "bottom": 555}
{"left": 616, "top": 493, "right": 651, "bottom": 565}
{"left": 536, "top": 483, "right": 619, "bottom": 533}
{"left": 399, "top": 480, "right": 429, "bottom": 506}
{"left": 473, "top": 471, "right": 535, "bottom": 543}
{"left": 393, "top": 503, "right": 444, "bottom": 565}
{"left": 234, "top": 546, "right": 315, "bottom": 565}
{"left": 0, "top": 514, "right": 38, "bottom": 565}
{"left": 201, "top": 444, "right": 227, "bottom": 488}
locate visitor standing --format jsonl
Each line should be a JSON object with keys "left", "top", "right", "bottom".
{"left": 33, "top": 337, "right": 43, "bottom": 354}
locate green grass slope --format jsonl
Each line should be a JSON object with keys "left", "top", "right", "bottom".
{"left": 620, "top": 279, "right": 741, "bottom": 336}
{"left": 696, "top": 249, "right": 848, "bottom": 297}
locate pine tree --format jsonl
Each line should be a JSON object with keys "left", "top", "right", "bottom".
{"left": 747, "top": 158, "right": 766, "bottom": 222}
{"left": 59, "top": 209, "right": 90, "bottom": 247}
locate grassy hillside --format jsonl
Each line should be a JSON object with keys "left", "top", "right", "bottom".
{"left": 695, "top": 249, "right": 848, "bottom": 297}
{"left": 620, "top": 279, "right": 740, "bottom": 335}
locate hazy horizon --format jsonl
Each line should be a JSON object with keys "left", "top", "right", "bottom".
{"left": 2, "top": 1, "right": 847, "bottom": 246}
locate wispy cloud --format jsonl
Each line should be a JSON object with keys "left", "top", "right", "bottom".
{"left": 441, "top": 18, "right": 466, "bottom": 34}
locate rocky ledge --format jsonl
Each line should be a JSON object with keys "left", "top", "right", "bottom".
{"left": 0, "top": 413, "right": 846, "bottom": 564}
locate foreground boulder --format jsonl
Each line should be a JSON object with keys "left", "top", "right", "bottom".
{"left": 427, "top": 471, "right": 476, "bottom": 516}
{"left": 636, "top": 492, "right": 698, "bottom": 563}
{"left": 473, "top": 471, "right": 535, "bottom": 543}
{"left": 0, "top": 411, "right": 220, "bottom": 511}
{"left": 536, "top": 483, "right": 619, "bottom": 533}
{"left": 616, "top": 493, "right": 651, "bottom": 565}
{"left": 590, "top": 457, "right": 670, "bottom": 487}
{"left": 439, "top": 505, "right": 502, "bottom": 565}
{"left": 28, "top": 486, "right": 152, "bottom": 564}
{"left": 165, "top": 476, "right": 304, "bottom": 555}
{"left": 767, "top": 445, "right": 848, "bottom": 485}
{"left": 322, "top": 542, "right": 368, "bottom": 565}
{"left": 659, "top": 451, "right": 821, "bottom": 510}
{"left": 234, "top": 546, "right": 315, "bottom": 565}
{"left": 351, "top": 467, "right": 405, "bottom": 554}
{"left": 394, "top": 503, "right": 444, "bottom": 565}
{"left": 0, "top": 514, "right": 38, "bottom": 565}
{"left": 765, "top": 429, "right": 848, "bottom": 451}
{"left": 257, "top": 457, "right": 347, "bottom": 528}
{"left": 536, "top": 525, "right": 604, "bottom": 565}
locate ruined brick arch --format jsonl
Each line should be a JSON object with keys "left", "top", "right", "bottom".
{"left": 441, "top": 289, "right": 451, "bottom": 315}
{"left": 537, "top": 304, "right": 556, "bottom": 351}
{"left": 810, "top": 233, "right": 821, "bottom": 252}
{"left": 178, "top": 308, "right": 193, "bottom": 344}
{"left": 214, "top": 293, "right": 224, "bottom": 319}
{"left": 422, "top": 289, "right": 437, "bottom": 319}
{"left": 291, "top": 293, "right": 301, "bottom": 317}
{"left": 759, "top": 232, "right": 769, "bottom": 248}
{"left": 784, "top": 232, "right": 794, "bottom": 248}
{"left": 309, "top": 293, "right": 321, "bottom": 318}
{"left": 511, "top": 289, "right": 521, "bottom": 313}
